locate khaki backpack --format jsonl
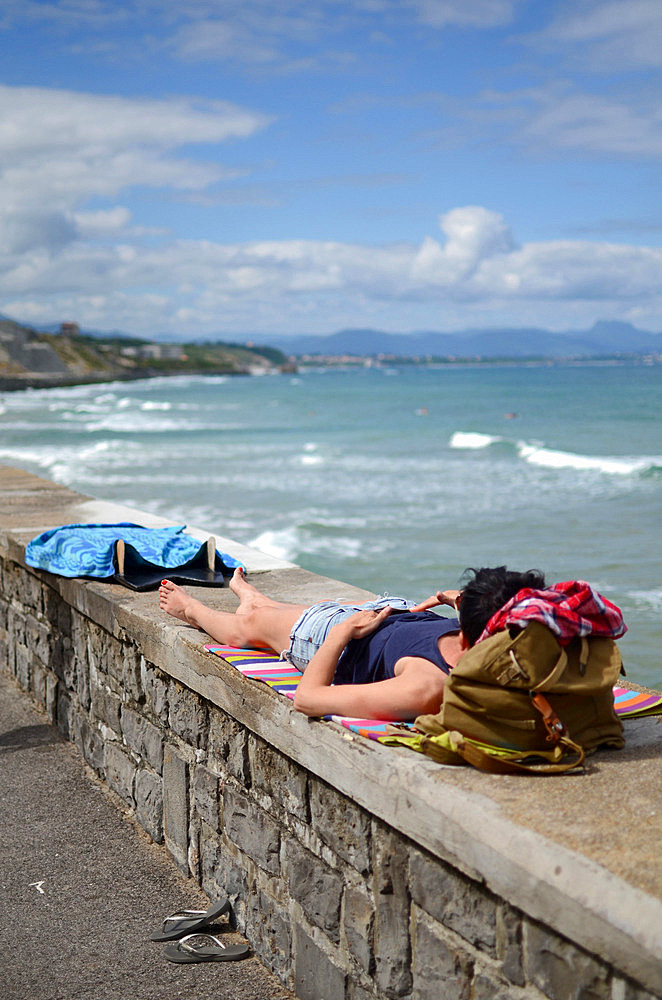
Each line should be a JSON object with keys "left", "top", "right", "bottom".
{"left": 406, "top": 621, "right": 625, "bottom": 774}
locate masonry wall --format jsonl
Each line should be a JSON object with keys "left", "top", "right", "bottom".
{"left": 1, "top": 528, "right": 660, "bottom": 1000}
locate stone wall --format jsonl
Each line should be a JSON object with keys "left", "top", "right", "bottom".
{"left": 1, "top": 473, "right": 661, "bottom": 1000}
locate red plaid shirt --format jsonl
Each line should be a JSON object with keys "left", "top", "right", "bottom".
{"left": 478, "top": 580, "right": 627, "bottom": 646}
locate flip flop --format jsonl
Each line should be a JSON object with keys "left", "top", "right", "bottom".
{"left": 150, "top": 898, "right": 230, "bottom": 942}
{"left": 164, "top": 932, "right": 250, "bottom": 964}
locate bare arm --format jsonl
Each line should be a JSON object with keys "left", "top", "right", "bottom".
{"left": 292, "top": 607, "right": 446, "bottom": 721}
{"left": 408, "top": 589, "right": 461, "bottom": 614}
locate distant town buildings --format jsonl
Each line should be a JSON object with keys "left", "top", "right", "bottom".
{"left": 120, "top": 343, "right": 187, "bottom": 361}
{"left": 60, "top": 322, "right": 80, "bottom": 337}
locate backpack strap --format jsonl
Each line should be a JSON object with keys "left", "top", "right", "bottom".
{"left": 450, "top": 733, "right": 585, "bottom": 775}
{"left": 528, "top": 646, "right": 568, "bottom": 692}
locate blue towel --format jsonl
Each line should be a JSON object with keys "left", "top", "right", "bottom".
{"left": 25, "top": 523, "right": 242, "bottom": 579}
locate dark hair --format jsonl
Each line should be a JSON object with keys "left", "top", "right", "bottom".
{"left": 458, "top": 565, "right": 546, "bottom": 647}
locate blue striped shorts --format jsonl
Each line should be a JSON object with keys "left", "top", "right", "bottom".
{"left": 284, "top": 595, "right": 413, "bottom": 670}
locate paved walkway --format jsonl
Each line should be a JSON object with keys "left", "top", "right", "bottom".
{"left": 0, "top": 672, "right": 294, "bottom": 1000}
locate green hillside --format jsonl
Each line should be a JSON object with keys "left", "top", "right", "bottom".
{"left": 0, "top": 319, "right": 289, "bottom": 390}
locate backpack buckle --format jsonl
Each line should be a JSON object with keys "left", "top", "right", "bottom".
{"left": 530, "top": 692, "right": 567, "bottom": 745}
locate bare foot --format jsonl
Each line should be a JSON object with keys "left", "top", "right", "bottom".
{"left": 229, "top": 566, "right": 279, "bottom": 615}
{"left": 158, "top": 579, "right": 200, "bottom": 625}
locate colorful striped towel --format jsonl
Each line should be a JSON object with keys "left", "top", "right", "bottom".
{"left": 613, "top": 687, "right": 662, "bottom": 718}
{"left": 204, "top": 644, "right": 412, "bottom": 739}
{"left": 205, "top": 644, "right": 662, "bottom": 740}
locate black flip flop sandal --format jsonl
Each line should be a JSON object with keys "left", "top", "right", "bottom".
{"left": 150, "top": 898, "right": 230, "bottom": 942}
{"left": 164, "top": 932, "right": 250, "bottom": 964}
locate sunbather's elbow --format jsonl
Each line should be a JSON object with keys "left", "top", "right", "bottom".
{"left": 292, "top": 688, "right": 318, "bottom": 716}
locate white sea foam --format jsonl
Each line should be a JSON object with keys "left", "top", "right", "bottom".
{"left": 625, "top": 589, "right": 662, "bottom": 612}
{"left": 449, "top": 431, "right": 500, "bottom": 449}
{"left": 518, "top": 444, "right": 649, "bottom": 476}
{"left": 250, "top": 527, "right": 301, "bottom": 561}
{"left": 140, "top": 401, "right": 172, "bottom": 411}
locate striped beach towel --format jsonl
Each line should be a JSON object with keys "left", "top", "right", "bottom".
{"left": 205, "top": 644, "right": 413, "bottom": 739}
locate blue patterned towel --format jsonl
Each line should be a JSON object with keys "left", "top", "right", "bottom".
{"left": 25, "top": 523, "right": 242, "bottom": 579}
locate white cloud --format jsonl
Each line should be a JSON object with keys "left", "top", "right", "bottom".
{"left": 0, "top": 85, "right": 271, "bottom": 253}
{"left": 410, "top": 206, "right": 516, "bottom": 283}
{"left": 3, "top": 204, "right": 662, "bottom": 335}
{"left": 533, "top": 0, "right": 662, "bottom": 71}
{"left": 438, "top": 81, "right": 662, "bottom": 160}
{"left": 408, "top": 0, "right": 518, "bottom": 29}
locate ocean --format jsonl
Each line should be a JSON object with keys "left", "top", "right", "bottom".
{"left": 1, "top": 361, "right": 661, "bottom": 688}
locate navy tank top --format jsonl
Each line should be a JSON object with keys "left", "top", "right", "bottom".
{"left": 333, "top": 611, "right": 460, "bottom": 686}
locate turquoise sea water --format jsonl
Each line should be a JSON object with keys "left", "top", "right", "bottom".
{"left": 1, "top": 362, "right": 661, "bottom": 687}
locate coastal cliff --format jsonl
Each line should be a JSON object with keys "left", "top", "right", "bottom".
{"left": 0, "top": 317, "right": 288, "bottom": 390}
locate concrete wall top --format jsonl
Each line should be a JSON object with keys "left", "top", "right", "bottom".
{"left": 1, "top": 463, "right": 661, "bottom": 994}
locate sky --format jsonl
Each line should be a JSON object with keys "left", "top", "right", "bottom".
{"left": 1, "top": 0, "right": 661, "bottom": 340}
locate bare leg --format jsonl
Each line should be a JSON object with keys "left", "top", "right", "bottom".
{"left": 158, "top": 570, "right": 308, "bottom": 652}
{"left": 229, "top": 566, "right": 301, "bottom": 615}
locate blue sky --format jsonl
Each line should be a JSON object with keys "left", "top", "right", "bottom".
{"left": 1, "top": 0, "right": 661, "bottom": 339}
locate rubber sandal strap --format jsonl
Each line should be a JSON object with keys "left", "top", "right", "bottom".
{"left": 162, "top": 909, "right": 207, "bottom": 925}
{"left": 150, "top": 897, "right": 230, "bottom": 941}
{"left": 179, "top": 932, "right": 225, "bottom": 952}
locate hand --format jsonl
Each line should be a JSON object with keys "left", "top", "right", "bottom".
{"left": 408, "top": 589, "right": 461, "bottom": 613}
{"left": 335, "top": 606, "right": 393, "bottom": 639}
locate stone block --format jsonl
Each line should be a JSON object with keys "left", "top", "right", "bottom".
{"left": 525, "top": 919, "right": 611, "bottom": 1000}
{"left": 249, "top": 736, "right": 308, "bottom": 821}
{"left": 30, "top": 616, "right": 51, "bottom": 664}
{"left": 45, "top": 672, "right": 58, "bottom": 723}
{"left": 248, "top": 887, "right": 292, "bottom": 979}
{"left": 70, "top": 613, "right": 88, "bottom": 666}
{"left": 31, "top": 660, "right": 46, "bottom": 707}
{"left": 135, "top": 768, "right": 163, "bottom": 842}
{"left": 121, "top": 706, "right": 163, "bottom": 772}
{"left": 223, "top": 786, "right": 281, "bottom": 874}
{"left": 192, "top": 763, "right": 220, "bottom": 829}
{"left": 44, "top": 590, "right": 71, "bottom": 643}
{"left": 496, "top": 903, "right": 524, "bottom": 986}
{"left": 140, "top": 658, "right": 169, "bottom": 723}
{"left": 612, "top": 975, "right": 662, "bottom": 1000}
{"left": 76, "top": 655, "right": 91, "bottom": 711}
{"left": 409, "top": 845, "right": 497, "bottom": 954}
{"left": 76, "top": 717, "right": 106, "bottom": 776}
{"left": 105, "top": 742, "right": 136, "bottom": 806}
{"left": 208, "top": 709, "right": 250, "bottom": 784}
{"left": 56, "top": 687, "right": 74, "bottom": 739}
{"left": 91, "top": 684, "right": 122, "bottom": 734}
{"left": 18, "top": 570, "right": 43, "bottom": 612}
{"left": 163, "top": 743, "right": 189, "bottom": 873}
{"left": 348, "top": 987, "right": 375, "bottom": 1000}
{"left": 200, "top": 831, "right": 250, "bottom": 928}
{"left": 122, "top": 644, "right": 144, "bottom": 703}
{"left": 412, "top": 907, "right": 473, "bottom": 1000}
{"left": 343, "top": 884, "right": 374, "bottom": 975}
{"left": 372, "top": 822, "right": 411, "bottom": 998}
{"left": 169, "top": 683, "right": 207, "bottom": 749}
{"left": 294, "top": 924, "right": 346, "bottom": 1000}
{"left": 284, "top": 838, "right": 343, "bottom": 942}
{"left": 14, "top": 642, "right": 31, "bottom": 690}
{"left": 309, "top": 778, "right": 371, "bottom": 875}
{"left": 8, "top": 605, "right": 26, "bottom": 648}
{"left": 471, "top": 971, "right": 513, "bottom": 1000}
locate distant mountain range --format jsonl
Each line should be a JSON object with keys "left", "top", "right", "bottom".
{"left": 262, "top": 321, "right": 662, "bottom": 359}
{"left": 16, "top": 316, "right": 662, "bottom": 360}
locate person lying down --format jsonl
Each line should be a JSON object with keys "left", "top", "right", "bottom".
{"left": 158, "top": 565, "right": 545, "bottom": 722}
